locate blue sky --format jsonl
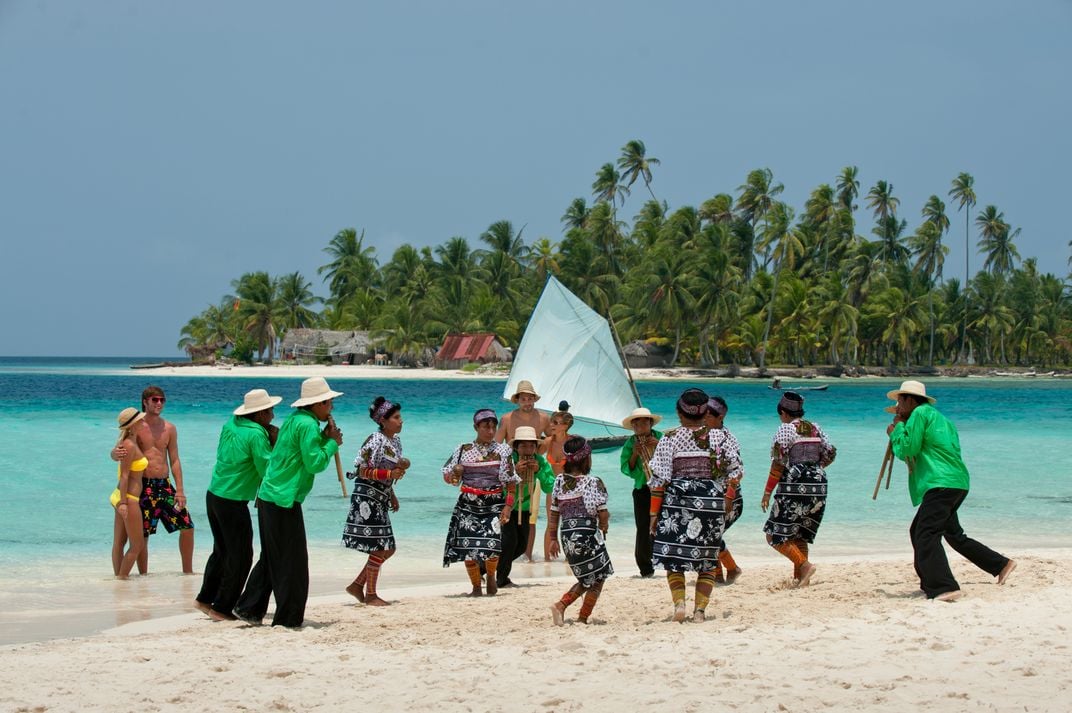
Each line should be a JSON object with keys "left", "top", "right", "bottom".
{"left": 1, "top": 1, "right": 1069, "bottom": 356}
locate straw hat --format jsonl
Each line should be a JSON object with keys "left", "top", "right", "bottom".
{"left": 885, "top": 380, "right": 936, "bottom": 404}
{"left": 513, "top": 426, "right": 539, "bottom": 445}
{"left": 621, "top": 407, "right": 662, "bottom": 429}
{"left": 235, "top": 388, "right": 283, "bottom": 416}
{"left": 117, "top": 407, "right": 145, "bottom": 431}
{"left": 511, "top": 380, "right": 540, "bottom": 403}
{"left": 291, "top": 377, "right": 344, "bottom": 407}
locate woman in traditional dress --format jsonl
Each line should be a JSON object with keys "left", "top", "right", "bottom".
{"left": 760, "top": 391, "right": 836, "bottom": 587}
{"left": 649, "top": 388, "right": 742, "bottom": 623}
{"left": 342, "top": 396, "right": 408, "bottom": 606}
{"left": 536, "top": 409, "right": 573, "bottom": 561}
{"left": 547, "top": 436, "right": 613, "bottom": 625}
{"left": 442, "top": 408, "right": 518, "bottom": 596}
{"left": 705, "top": 396, "right": 743, "bottom": 584}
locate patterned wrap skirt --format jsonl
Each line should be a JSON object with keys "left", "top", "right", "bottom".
{"left": 724, "top": 490, "right": 744, "bottom": 533}
{"left": 651, "top": 477, "right": 725, "bottom": 573}
{"left": 342, "top": 478, "right": 396, "bottom": 552}
{"left": 560, "top": 515, "right": 614, "bottom": 588}
{"left": 443, "top": 490, "right": 504, "bottom": 565}
{"left": 763, "top": 463, "right": 827, "bottom": 545}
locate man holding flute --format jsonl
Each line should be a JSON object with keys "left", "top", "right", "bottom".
{"left": 885, "top": 380, "right": 1016, "bottom": 602}
{"left": 619, "top": 407, "right": 663, "bottom": 578}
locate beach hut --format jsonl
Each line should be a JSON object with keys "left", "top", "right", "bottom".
{"left": 622, "top": 340, "right": 674, "bottom": 368}
{"left": 281, "top": 329, "right": 375, "bottom": 364}
{"left": 434, "top": 333, "right": 511, "bottom": 370}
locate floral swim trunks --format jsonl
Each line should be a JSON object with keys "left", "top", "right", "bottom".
{"left": 140, "top": 478, "right": 195, "bottom": 536}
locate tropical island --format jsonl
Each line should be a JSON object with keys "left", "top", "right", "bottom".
{"left": 178, "top": 140, "right": 1072, "bottom": 373}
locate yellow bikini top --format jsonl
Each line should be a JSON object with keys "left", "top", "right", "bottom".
{"left": 117, "top": 457, "right": 149, "bottom": 476}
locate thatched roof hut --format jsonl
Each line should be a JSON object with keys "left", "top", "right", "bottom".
{"left": 281, "top": 329, "right": 374, "bottom": 364}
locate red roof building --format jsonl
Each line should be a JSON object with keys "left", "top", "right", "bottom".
{"left": 435, "top": 333, "right": 512, "bottom": 369}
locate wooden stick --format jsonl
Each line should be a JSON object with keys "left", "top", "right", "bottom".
{"left": 328, "top": 415, "right": 346, "bottom": 497}
{"left": 872, "top": 443, "right": 892, "bottom": 500}
{"left": 884, "top": 448, "right": 895, "bottom": 490}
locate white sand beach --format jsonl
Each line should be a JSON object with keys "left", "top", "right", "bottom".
{"left": 2, "top": 551, "right": 1067, "bottom": 712}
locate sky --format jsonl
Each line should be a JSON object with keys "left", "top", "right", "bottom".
{"left": 1, "top": 1, "right": 1069, "bottom": 357}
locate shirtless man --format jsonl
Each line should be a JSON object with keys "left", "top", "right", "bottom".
{"left": 495, "top": 380, "right": 551, "bottom": 444}
{"left": 115, "top": 386, "right": 195, "bottom": 573}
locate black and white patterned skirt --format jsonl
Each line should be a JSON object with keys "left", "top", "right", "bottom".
{"left": 443, "top": 491, "right": 504, "bottom": 565}
{"left": 652, "top": 478, "right": 725, "bottom": 573}
{"left": 763, "top": 463, "right": 827, "bottom": 545}
{"left": 342, "top": 479, "right": 396, "bottom": 552}
{"left": 560, "top": 515, "right": 614, "bottom": 588}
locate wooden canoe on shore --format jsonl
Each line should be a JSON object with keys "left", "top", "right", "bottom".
{"left": 769, "top": 384, "right": 829, "bottom": 392}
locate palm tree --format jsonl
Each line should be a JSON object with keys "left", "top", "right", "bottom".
{"left": 592, "top": 163, "right": 629, "bottom": 212}
{"left": 976, "top": 205, "right": 1021, "bottom": 276}
{"left": 318, "top": 228, "right": 378, "bottom": 309}
{"left": 617, "top": 139, "right": 661, "bottom": 201}
{"left": 479, "top": 220, "right": 528, "bottom": 265}
{"left": 561, "top": 198, "right": 590, "bottom": 231}
{"left": 865, "top": 180, "right": 902, "bottom": 265}
{"left": 948, "top": 172, "right": 976, "bottom": 359}
{"left": 274, "top": 271, "right": 320, "bottom": 333}
{"left": 530, "top": 238, "right": 560, "bottom": 282}
{"left": 736, "top": 168, "right": 784, "bottom": 278}
{"left": 699, "top": 194, "right": 735, "bottom": 225}
{"left": 633, "top": 247, "right": 697, "bottom": 365}
{"left": 232, "top": 271, "right": 278, "bottom": 361}
{"left": 836, "top": 166, "right": 860, "bottom": 212}
{"left": 910, "top": 221, "right": 948, "bottom": 365}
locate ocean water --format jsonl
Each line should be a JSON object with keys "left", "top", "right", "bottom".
{"left": 1, "top": 357, "right": 1069, "bottom": 642}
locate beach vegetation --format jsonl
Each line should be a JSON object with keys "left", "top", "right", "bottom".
{"left": 176, "top": 143, "right": 1072, "bottom": 369}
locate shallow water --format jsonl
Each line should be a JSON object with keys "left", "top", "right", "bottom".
{"left": 1, "top": 357, "right": 1068, "bottom": 643}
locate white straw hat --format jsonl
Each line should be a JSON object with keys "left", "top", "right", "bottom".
{"left": 234, "top": 388, "right": 283, "bottom": 416}
{"left": 511, "top": 380, "right": 540, "bottom": 403}
{"left": 621, "top": 407, "right": 662, "bottom": 429}
{"left": 291, "top": 377, "right": 344, "bottom": 407}
{"left": 117, "top": 407, "right": 145, "bottom": 431}
{"left": 885, "top": 380, "right": 936, "bottom": 404}
{"left": 512, "top": 426, "right": 539, "bottom": 444}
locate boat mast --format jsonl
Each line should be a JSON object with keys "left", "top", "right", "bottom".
{"left": 608, "top": 313, "right": 642, "bottom": 408}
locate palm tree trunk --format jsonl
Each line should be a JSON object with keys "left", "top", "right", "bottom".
{"left": 759, "top": 266, "right": 780, "bottom": 371}
{"left": 928, "top": 291, "right": 935, "bottom": 367}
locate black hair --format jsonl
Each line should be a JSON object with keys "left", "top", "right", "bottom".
{"left": 562, "top": 435, "right": 592, "bottom": 475}
{"left": 777, "top": 391, "right": 805, "bottom": 418}
{"left": 708, "top": 395, "right": 728, "bottom": 415}
{"left": 369, "top": 396, "right": 401, "bottom": 430}
{"left": 558, "top": 400, "right": 570, "bottom": 412}
{"left": 676, "top": 387, "right": 709, "bottom": 420}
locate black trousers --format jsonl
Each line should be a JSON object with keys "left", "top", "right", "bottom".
{"left": 910, "top": 487, "right": 1009, "bottom": 598}
{"left": 496, "top": 509, "right": 530, "bottom": 585}
{"left": 632, "top": 486, "right": 654, "bottom": 576}
{"left": 195, "top": 491, "right": 253, "bottom": 615}
{"left": 235, "top": 499, "right": 308, "bottom": 627}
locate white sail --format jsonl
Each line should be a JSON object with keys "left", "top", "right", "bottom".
{"left": 503, "top": 276, "right": 639, "bottom": 428}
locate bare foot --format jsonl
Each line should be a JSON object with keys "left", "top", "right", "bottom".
{"left": 692, "top": 609, "right": 706, "bottom": 623}
{"left": 577, "top": 616, "right": 589, "bottom": 625}
{"left": 935, "top": 590, "right": 963, "bottom": 602}
{"left": 998, "top": 559, "right": 1017, "bottom": 585}
{"left": 207, "top": 608, "right": 238, "bottom": 622}
{"left": 345, "top": 582, "right": 366, "bottom": 603}
{"left": 466, "top": 587, "right": 483, "bottom": 597}
{"left": 796, "top": 562, "right": 816, "bottom": 587}
{"left": 485, "top": 578, "right": 498, "bottom": 596}
{"left": 365, "top": 596, "right": 391, "bottom": 607}
{"left": 725, "top": 567, "right": 743, "bottom": 585}
{"left": 551, "top": 603, "right": 564, "bottom": 626}
{"left": 194, "top": 601, "right": 213, "bottom": 617}
{"left": 673, "top": 603, "right": 686, "bottom": 623}
{"left": 714, "top": 570, "right": 726, "bottom": 584}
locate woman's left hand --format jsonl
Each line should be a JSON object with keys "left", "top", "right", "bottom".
{"left": 500, "top": 504, "right": 512, "bottom": 524}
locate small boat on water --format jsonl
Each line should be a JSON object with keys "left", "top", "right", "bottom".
{"left": 769, "top": 383, "right": 829, "bottom": 392}
{"left": 504, "top": 276, "right": 641, "bottom": 452}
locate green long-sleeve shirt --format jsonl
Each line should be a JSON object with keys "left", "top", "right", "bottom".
{"left": 259, "top": 409, "right": 339, "bottom": 508}
{"left": 208, "top": 416, "right": 273, "bottom": 501}
{"left": 888, "top": 403, "right": 970, "bottom": 506}
{"left": 509, "top": 452, "right": 555, "bottom": 511}
{"left": 619, "top": 430, "right": 662, "bottom": 490}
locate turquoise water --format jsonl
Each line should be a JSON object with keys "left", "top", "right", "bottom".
{"left": 1, "top": 357, "right": 1069, "bottom": 568}
{"left": 1, "top": 357, "right": 1070, "bottom": 643}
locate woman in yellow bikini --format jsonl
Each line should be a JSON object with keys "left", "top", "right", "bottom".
{"left": 110, "top": 408, "right": 149, "bottom": 579}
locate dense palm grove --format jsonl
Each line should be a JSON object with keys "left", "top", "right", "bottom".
{"left": 179, "top": 140, "right": 1072, "bottom": 368}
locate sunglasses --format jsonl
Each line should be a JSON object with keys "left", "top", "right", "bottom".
{"left": 148, "top": 396, "right": 166, "bottom": 404}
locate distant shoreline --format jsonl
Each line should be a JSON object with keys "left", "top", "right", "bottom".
{"left": 115, "top": 361, "right": 1071, "bottom": 381}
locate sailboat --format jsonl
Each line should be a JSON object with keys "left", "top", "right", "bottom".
{"left": 504, "top": 276, "right": 640, "bottom": 451}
